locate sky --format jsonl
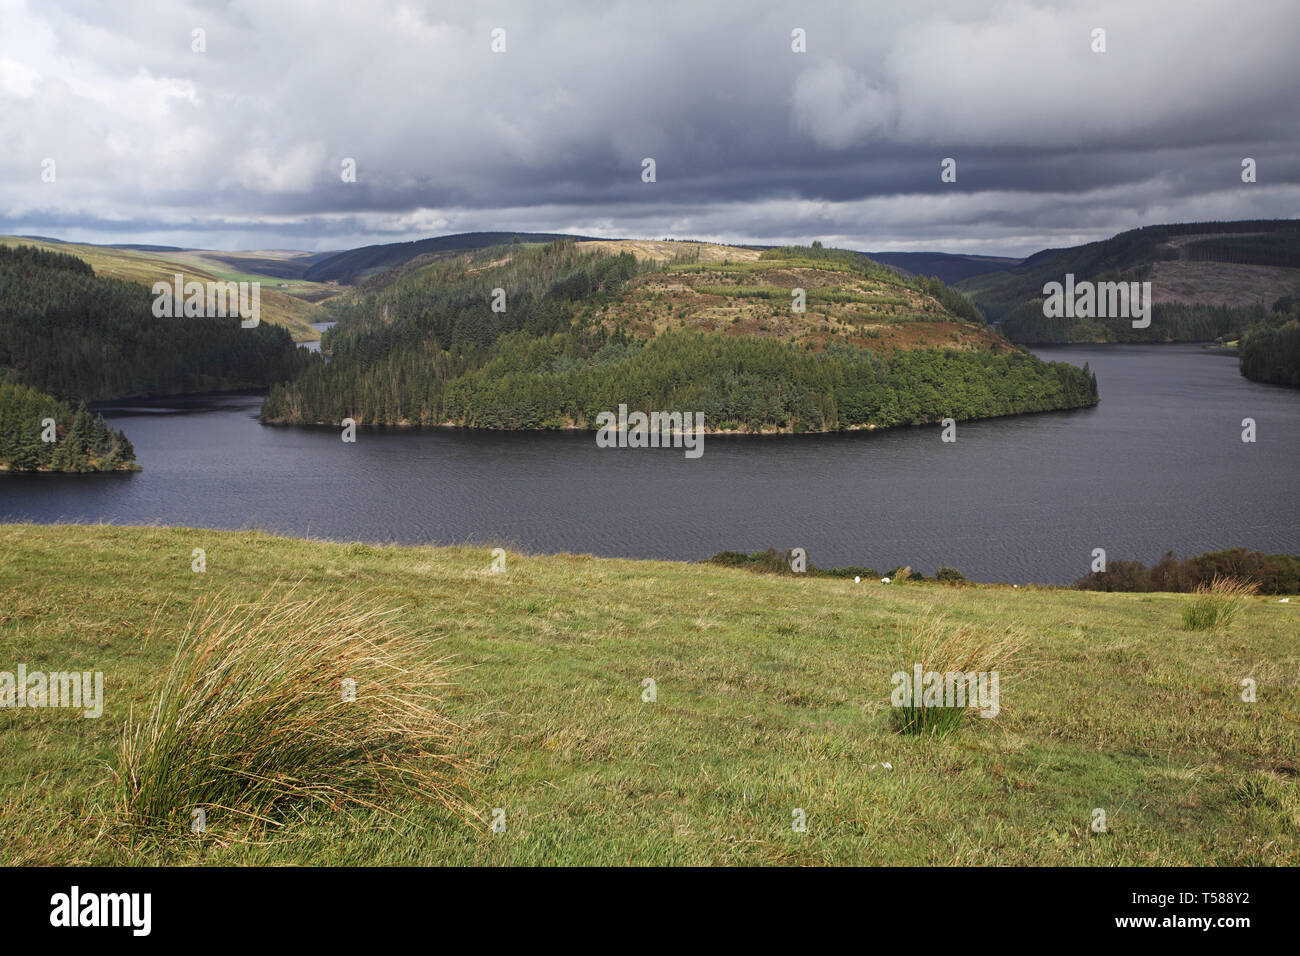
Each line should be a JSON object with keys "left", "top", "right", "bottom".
{"left": 1, "top": 0, "right": 1297, "bottom": 256}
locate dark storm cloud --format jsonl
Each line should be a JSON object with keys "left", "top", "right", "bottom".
{"left": 1, "top": 0, "right": 1296, "bottom": 254}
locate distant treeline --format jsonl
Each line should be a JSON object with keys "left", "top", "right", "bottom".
{"left": 1239, "top": 297, "right": 1300, "bottom": 387}
{"left": 0, "top": 244, "right": 312, "bottom": 402}
{"left": 1182, "top": 232, "right": 1300, "bottom": 269}
{"left": 0, "top": 380, "right": 136, "bottom": 472}
{"left": 1075, "top": 548, "right": 1300, "bottom": 595}
{"left": 999, "top": 301, "right": 1266, "bottom": 344}
{"left": 709, "top": 546, "right": 1300, "bottom": 594}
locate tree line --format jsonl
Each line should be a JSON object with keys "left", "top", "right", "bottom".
{"left": 1075, "top": 548, "right": 1300, "bottom": 595}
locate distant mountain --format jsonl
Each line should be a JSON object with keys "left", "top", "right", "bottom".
{"left": 957, "top": 219, "right": 1300, "bottom": 343}
{"left": 854, "top": 251, "right": 1022, "bottom": 284}
{"left": 303, "top": 232, "right": 603, "bottom": 283}
{"left": 17, "top": 236, "right": 187, "bottom": 253}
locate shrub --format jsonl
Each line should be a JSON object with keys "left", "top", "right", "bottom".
{"left": 819, "top": 565, "right": 882, "bottom": 580}
{"left": 935, "top": 566, "right": 967, "bottom": 585}
{"left": 119, "top": 589, "right": 475, "bottom": 834}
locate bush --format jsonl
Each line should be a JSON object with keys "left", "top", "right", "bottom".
{"left": 707, "top": 548, "right": 798, "bottom": 574}
{"left": 935, "top": 566, "right": 967, "bottom": 585}
{"left": 819, "top": 565, "right": 882, "bottom": 580}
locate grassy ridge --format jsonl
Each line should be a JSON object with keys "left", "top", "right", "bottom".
{"left": 1, "top": 524, "right": 1296, "bottom": 865}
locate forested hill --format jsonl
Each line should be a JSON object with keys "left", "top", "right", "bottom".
{"left": 0, "top": 244, "right": 312, "bottom": 402}
{"left": 262, "top": 238, "right": 1098, "bottom": 432}
{"left": 302, "top": 232, "right": 603, "bottom": 284}
{"left": 958, "top": 219, "right": 1300, "bottom": 343}
{"left": 854, "top": 251, "right": 1022, "bottom": 284}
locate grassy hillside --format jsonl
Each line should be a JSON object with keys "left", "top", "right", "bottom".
{"left": 576, "top": 243, "right": 1006, "bottom": 353}
{"left": 263, "top": 239, "right": 1097, "bottom": 430}
{"left": 0, "top": 237, "right": 335, "bottom": 340}
{"left": 1, "top": 524, "right": 1296, "bottom": 866}
{"left": 958, "top": 220, "right": 1300, "bottom": 343}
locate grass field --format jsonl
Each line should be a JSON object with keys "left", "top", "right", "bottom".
{"left": 1, "top": 524, "right": 1296, "bottom": 865}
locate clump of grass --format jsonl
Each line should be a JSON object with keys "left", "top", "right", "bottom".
{"left": 118, "top": 588, "right": 475, "bottom": 834}
{"left": 1181, "top": 575, "right": 1258, "bottom": 631}
{"left": 893, "top": 613, "right": 1027, "bottom": 736}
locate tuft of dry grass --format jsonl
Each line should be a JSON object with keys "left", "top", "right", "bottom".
{"left": 893, "top": 613, "right": 1029, "bottom": 735}
{"left": 1182, "top": 575, "right": 1259, "bottom": 631}
{"left": 118, "top": 587, "right": 477, "bottom": 835}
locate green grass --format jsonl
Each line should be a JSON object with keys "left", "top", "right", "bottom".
{"left": 1, "top": 524, "right": 1297, "bottom": 865}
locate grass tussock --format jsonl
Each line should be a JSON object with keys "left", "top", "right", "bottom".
{"left": 118, "top": 588, "right": 476, "bottom": 835}
{"left": 1181, "top": 575, "right": 1259, "bottom": 631}
{"left": 893, "top": 613, "right": 1028, "bottom": 736}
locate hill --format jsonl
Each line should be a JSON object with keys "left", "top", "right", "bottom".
{"left": 302, "top": 231, "right": 603, "bottom": 284}
{"left": 2, "top": 524, "right": 1295, "bottom": 865}
{"left": 299, "top": 231, "right": 1023, "bottom": 286}
{"left": 958, "top": 219, "right": 1300, "bottom": 343}
{"left": 856, "top": 251, "right": 1022, "bottom": 284}
{"left": 0, "top": 237, "right": 338, "bottom": 340}
{"left": 262, "top": 238, "right": 1097, "bottom": 431}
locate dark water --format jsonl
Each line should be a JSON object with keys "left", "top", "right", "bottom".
{"left": 300, "top": 320, "right": 335, "bottom": 354}
{"left": 2, "top": 345, "right": 1296, "bottom": 584}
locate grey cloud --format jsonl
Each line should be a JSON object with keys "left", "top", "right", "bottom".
{"left": 0, "top": 0, "right": 1295, "bottom": 255}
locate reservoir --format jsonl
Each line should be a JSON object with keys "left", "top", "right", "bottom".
{"left": 2, "top": 345, "right": 1296, "bottom": 584}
